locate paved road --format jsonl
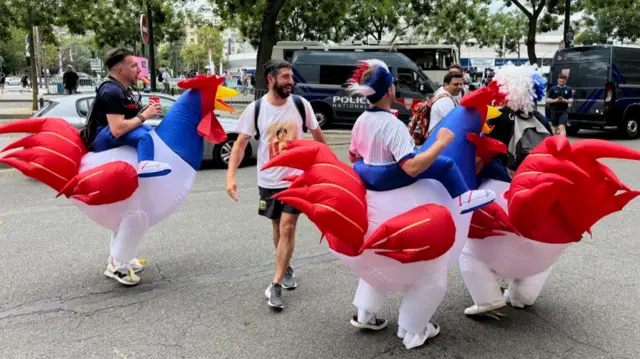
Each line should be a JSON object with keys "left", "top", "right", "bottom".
{"left": 0, "top": 136, "right": 639, "bottom": 358}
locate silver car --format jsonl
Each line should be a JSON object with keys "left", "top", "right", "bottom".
{"left": 31, "top": 93, "right": 258, "bottom": 168}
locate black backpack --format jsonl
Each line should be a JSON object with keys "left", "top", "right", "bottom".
{"left": 253, "top": 95, "right": 307, "bottom": 140}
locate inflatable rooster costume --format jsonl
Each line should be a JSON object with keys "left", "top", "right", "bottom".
{"left": 260, "top": 60, "right": 503, "bottom": 349}
{"left": 461, "top": 64, "right": 640, "bottom": 317}
{"left": 0, "top": 75, "right": 238, "bottom": 286}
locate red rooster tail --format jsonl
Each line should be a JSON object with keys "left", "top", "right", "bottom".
{"left": 0, "top": 118, "right": 87, "bottom": 192}
{"left": 506, "top": 137, "right": 640, "bottom": 244}
{"left": 262, "top": 140, "right": 368, "bottom": 256}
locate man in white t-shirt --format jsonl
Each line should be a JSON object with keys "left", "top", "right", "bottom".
{"left": 429, "top": 72, "right": 464, "bottom": 132}
{"left": 225, "top": 59, "right": 326, "bottom": 310}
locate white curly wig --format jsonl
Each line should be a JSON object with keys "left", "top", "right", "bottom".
{"left": 492, "top": 62, "right": 547, "bottom": 116}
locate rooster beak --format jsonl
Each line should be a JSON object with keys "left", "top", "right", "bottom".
{"left": 214, "top": 86, "right": 239, "bottom": 112}
{"left": 482, "top": 106, "right": 500, "bottom": 134}
{"left": 486, "top": 106, "right": 501, "bottom": 120}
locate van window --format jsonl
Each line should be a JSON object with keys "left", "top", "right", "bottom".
{"left": 614, "top": 48, "right": 640, "bottom": 85}
{"left": 397, "top": 67, "right": 435, "bottom": 93}
{"left": 319, "top": 65, "right": 357, "bottom": 85}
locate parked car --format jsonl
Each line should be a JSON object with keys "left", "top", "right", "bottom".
{"left": 31, "top": 93, "right": 257, "bottom": 168}
{"left": 5, "top": 76, "right": 22, "bottom": 86}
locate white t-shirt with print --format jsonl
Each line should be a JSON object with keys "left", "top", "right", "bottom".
{"left": 349, "top": 108, "right": 416, "bottom": 166}
{"left": 235, "top": 95, "right": 319, "bottom": 189}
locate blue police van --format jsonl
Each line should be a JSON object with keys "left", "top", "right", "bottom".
{"left": 548, "top": 45, "right": 640, "bottom": 138}
{"left": 290, "top": 50, "right": 438, "bottom": 128}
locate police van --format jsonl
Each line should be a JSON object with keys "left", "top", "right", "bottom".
{"left": 549, "top": 45, "right": 640, "bottom": 138}
{"left": 290, "top": 50, "right": 438, "bottom": 128}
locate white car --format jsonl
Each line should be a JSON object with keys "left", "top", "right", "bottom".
{"left": 5, "top": 76, "right": 22, "bottom": 86}
{"left": 31, "top": 93, "right": 258, "bottom": 168}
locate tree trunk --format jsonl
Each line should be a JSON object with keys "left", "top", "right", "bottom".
{"left": 526, "top": 18, "right": 538, "bottom": 65}
{"left": 254, "top": 0, "right": 287, "bottom": 95}
{"left": 28, "top": 26, "right": 38, "bottom": 111}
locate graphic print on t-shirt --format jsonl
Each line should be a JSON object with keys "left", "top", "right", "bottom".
{"left": 266, "top": 119, "right": 299, "bottom": 159}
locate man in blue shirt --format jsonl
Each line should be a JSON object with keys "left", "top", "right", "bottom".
{"left": 80, "top": 48, "right": 171, "bottom": 178}
{"left": 547, "top": 73, "right": 573, "bottom": 136}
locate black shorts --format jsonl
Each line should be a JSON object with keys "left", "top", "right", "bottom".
{"left": 550, "top": 111, "right": 568, "bottom": 126}
{"left": 258, "top": 187, "right": 301, "bottom": 220}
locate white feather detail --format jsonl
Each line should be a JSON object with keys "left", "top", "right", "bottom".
{"left": 493, "top": 62, "right": 540, "bottom": 116}
{"left": 361, "top": 59, "right": 389, "bottom": 71}
{"left": 345, "top": 82, "right": 376, "bottom": 97}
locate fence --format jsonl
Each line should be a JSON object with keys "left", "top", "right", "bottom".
{"left": 40, "top": 77, "right": 269, "bottom": 105}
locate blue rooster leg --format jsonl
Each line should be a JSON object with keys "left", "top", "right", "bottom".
{"left": 93, "top": 125, "right": 155, "bottom": 162}
{"left": 416, "top": 156, "right": 469, "bottom": 198}
{"left": 354, "top": 156, "right": 469, "bottom": 198}
{"left": 93, "top": 125, "right": 171, "bottom": 178}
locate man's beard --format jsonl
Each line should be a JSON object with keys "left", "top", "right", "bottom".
{"left": 274, "top": 81, "right": 293, "bottom": 98}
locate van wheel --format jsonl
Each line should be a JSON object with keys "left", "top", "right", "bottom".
{"left": 314, "top": 107, "right": 332, "bottom": 129}
{"left": 619, "top": 117, "right": 640, "bottom": 139}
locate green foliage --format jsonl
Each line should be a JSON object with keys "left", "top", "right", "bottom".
{"left": 578, "top": 0, "right": 640, "bottom": 44}
{"left": 179, "top": 25, "right": 225, "bottom": 72}
{"left": 424, "top": 0, "right": 493, "bottom": 52}
{"left": 341, "top": 0, "right": 433, "bottom": 43}
{"left": 486, "top": 12, "right": 528, "bottom": 56}
{"left": 58, "top": 0, "right": 187, "bottom": 48}
{"left": 212, "top": 0, "right": 353, "bottom": 48}
{"left": 0, "top": 27, "right": 28, "bottom": 74}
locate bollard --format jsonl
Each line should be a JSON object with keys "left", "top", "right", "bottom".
{"left": 39, "top": 97, "right": 44, "bottom": 109}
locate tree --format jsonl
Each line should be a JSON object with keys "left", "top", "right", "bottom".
{"left": 503, "top": 0, "right": 580, "bottom": 65}
{"left": 424, "top": 0, "right": 493, "bottom": 57}
{"left": 577, "top": 0, "right": 640, "bottom": 44}
{"left": 342, "top": 0, "right": 433, "bottom": 44}
{"left": 4, "top": 0, "right": 64, "bottom": 110}
{"left": 179, "top": 25, "right": 225, "bottom": 73}
{"left": 486, "top": 12, "right": 528, "bottom": 58}
{"left": 0, "top": 28, "right": 28, "bottom": 75}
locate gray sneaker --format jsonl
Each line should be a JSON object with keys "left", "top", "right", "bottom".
{"left": 266, "top": 282, "right": 283, "bottom": 309}
{"left": 282, "top": 266, "right": 297, "bottom": 289}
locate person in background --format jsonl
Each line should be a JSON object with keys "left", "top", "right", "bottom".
{"left": 429, "top": 72, "right": 464, "bottom": 133}
{"left": 546, "top": 73, "right": 573, "bottom": 136}
{"left": 63, "top": 65, "right": 79, "bottom": 94}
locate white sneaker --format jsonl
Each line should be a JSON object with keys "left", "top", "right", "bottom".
{"left": 105, "top": 257, "right": 144, "bottom": 274}
{"left": 457, "top": 189, "right": 496, "bottom": 214}
{"left": 103, "top": 265, "right": 140, "bottom": 286}
{"left": 463, "top": 302, "right": 506, "bottom": 315}
{"left": 137, "top": 160, "right": 172, "bottom": 178}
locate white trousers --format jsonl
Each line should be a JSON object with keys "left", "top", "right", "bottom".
{"left": 109, "top": 211, "right": 149, "bottom": 270}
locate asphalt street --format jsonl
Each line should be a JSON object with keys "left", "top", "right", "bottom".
{"left": 0, "top": 133, "right": 639, "bottom": 359}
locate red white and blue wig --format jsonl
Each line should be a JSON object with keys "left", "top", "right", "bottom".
{"left": 346, "top": 60, "right": 394, "bottom": 104}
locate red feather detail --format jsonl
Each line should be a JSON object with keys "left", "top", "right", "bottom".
{"left": 350, "top": 62, "right": 370, "bottom": 84}
{"left": 56, "top": 161, "right": 138, "bottom": 205}
{"left": 506, "top": 136, "right": 640, "bottom": 244}
{"left": 469, "top": 202, "right": 519, "bottom": 239}
{"left": 488, "top": 80, "right": 507, "bottom": 107}
{"left": 362, "top": 204, "right": 456, "bottom": 263}
{"left": 262, "top": 140, "right": 368, "bottom": 256}
{"left": 0, "top": 118, "right": 86, "bottom": 192}
{"left": 466, "top": 133, "right": 507, "bottom": 163}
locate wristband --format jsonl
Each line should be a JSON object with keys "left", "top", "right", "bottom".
{"left": 137, "top": 114, "right": 146, "bottom": 123}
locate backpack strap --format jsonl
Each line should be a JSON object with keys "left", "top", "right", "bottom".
{"left": 292, "top": 95, "right": 308, "bottom": 133}
{"left": 253, "top": 98, "right": 262, "bottom": 140}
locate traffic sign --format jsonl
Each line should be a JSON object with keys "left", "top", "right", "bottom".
{"left": 140, "top": 15, "right": 149, "bottom": 45}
